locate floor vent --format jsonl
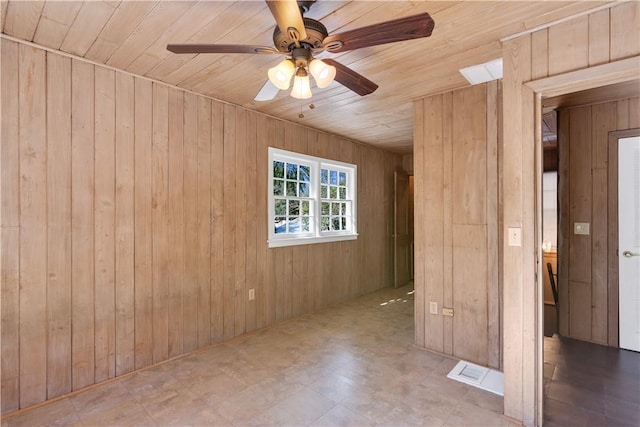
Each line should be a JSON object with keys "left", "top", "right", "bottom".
{"left": 447, "top": 360, "right": 504, "bottom": 396}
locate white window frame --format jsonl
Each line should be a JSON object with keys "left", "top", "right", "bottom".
{"left": 268, "top": 147, "right": 357, "bottom": 248}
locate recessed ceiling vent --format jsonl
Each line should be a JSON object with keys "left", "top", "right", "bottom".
{"left": 447, "top": 360, "right": 504, "bottom": 396}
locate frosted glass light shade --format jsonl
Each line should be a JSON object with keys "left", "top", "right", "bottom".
{"left": 291, "top": 75, "right": 312, "bottom": 99}
{"left": 268, "top": 60, "right": 295, "bottom": 90}
{"left": 309, "top": 59, "right": 336, "bottom": 88}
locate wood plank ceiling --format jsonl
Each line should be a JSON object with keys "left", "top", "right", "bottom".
{"left": 1, "top": 0, "right": 612, "bottom": 153}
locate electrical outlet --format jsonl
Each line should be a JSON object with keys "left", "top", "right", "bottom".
{"left": 429, "top": 301, "right": 438, "bottom": 315}
{"left": 248, "top": 289, "right": 255, "bottom": 301}
{"left": 442, "top": 308, "right": 454, "bottom": 316}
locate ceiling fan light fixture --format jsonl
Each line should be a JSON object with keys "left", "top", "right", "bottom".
{"left": 268, "top": 59, "right": 295, "bottom": 90}
{"left": 291, "top": 69, "right": 312, "bottom": 99}
{"left": 309, "top": 58, "right": 336, "bottom": 88}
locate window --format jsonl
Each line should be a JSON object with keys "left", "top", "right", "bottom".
{"left": 268, "top": 147, "right": 357, "bottom": 247}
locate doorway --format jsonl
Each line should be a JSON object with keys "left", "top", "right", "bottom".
{"left": 531, "top": 72, "right": 640, "bottom": 423}
{"left": 393, "top": 170, "right": 413, "bottom": 288}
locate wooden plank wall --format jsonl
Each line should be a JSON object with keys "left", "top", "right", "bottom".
{"left": 557, "top": 96, "right": 640, "bottom": 346}
{"left": 501, "top": 1, "right": 640, "bottom": 423}
{"left": 413, "top": 82, "right": 501, "bottom": 369}
{"left": 0, "top": 38, "right": 402, "bottom": 414}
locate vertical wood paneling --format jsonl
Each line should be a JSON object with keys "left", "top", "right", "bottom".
{"left": 486, "top": 80, "right": 500, "bottom": 369}
{"left": 500, "top": 2, "right": 640, "bottom": 423}
{"left": 71, "top": 59, "right": 95, "bottom": 390}
{"left": 167, "top": 88, "right": 184, "bottom": 358}
{"left": 222, "top": 103, "right": 236, "bottom": 340}
{"left": 422, "top": 95, "right": 444, "bottom": 354}
{"left": 548, "top": 15, "right": 589, "bottom": 75}
{"left": 210, "top": 100, "right": 224, "bottom": 344}
{"left": 1, "top": 39, "right": 403, "bottom": 415}
{"left": 133, "top": 78, "right": 153, "bottom": 369}
{"left": 531, "top": 30, "right": 549, "bottom": 80}
{"left": 588, "top": 9, "right": 610, "bottom": 66}
{"left": 414, "top": 82, "right": 498, "bottom": 366}
{"left": 610, "top": 1, "right": 640, "bottom": 61}
{"left": 152, "top": 83, "right": 169, "bottom": 363}
{"left": 558, "top": 97, "right": 639, "bottom": 345}
{"left": 261, "top": 115, "right": 275, "bottom": 328}
{"left": 182, "top": 92, "right": 198, "bottom": 353}
{"left": 196, "top": 97, "right": 211, "bottom": 347}
{"left": 46, "top": 53, "right": 72, "bottom": 399}
{"left": 234, "top": 108, "right": 247, "bottom": 336}
{"left": 590, "top": 103, "right": 615, "bottom": 345}
{"left": 245, "top": 111, "right": 258, "bottom": 331}
{"left": 442, "top": 92, "right": 454, "bottom": 357}
{"left": 557, "top": 111, "right": 570, "bottom": 337}
{"left": 114, "top": 72, "right": 135, "bottom": 375}
{"left": 94, "top": 66, "right": 116, "bottom": 382}
{"left": 568, "top": 107, "right": 592, "bottom": 287}
{"left": 413, "top": 100, "right": 425, "bottom": 348}
{"left": 502, "top": 34, "right": 532, "bottom": 423}
{"left": 18, "top": 43, "right": 47, "bottom": 407}
{"left": 1, "top": 38, "right": 20, "bottom": 413}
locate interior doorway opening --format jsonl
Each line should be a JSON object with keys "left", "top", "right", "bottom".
{"left": 537, "top": 78, "right": 640, "bottom": 426}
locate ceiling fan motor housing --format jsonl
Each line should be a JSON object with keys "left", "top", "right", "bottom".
{"left": 273, "top": 17, "right": 328, "bottom": 52}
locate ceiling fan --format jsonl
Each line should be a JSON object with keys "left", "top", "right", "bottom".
{"left": 167, "top": 0, "right": 435, "bottom": 101}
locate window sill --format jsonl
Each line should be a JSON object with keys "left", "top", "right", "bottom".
{"left": 268, "top": 233, "right": 358, "bottom": 248}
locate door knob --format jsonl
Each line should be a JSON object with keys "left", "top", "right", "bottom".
{"left": 622, "top": 250, "right": 639, "bottom": 258}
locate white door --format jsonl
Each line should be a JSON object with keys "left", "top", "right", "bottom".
{"left": 619, "top": 136, "right": 640, "bottom": 352}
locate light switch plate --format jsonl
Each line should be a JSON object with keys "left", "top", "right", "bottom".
{"left": 507, "top": 227, "right": 521, "bottom": 246}
{"left": 574, "top": 222, "right": 590, "bottom": 235}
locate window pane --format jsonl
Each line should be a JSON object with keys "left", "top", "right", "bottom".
{"left": 302, "top": 217, "right": 310, "bottom": 232}
{"left": 332, "top": 217, "right": 341, "bottom": 230}
{"left": 320, "top": 185, "right": 327, "bottom": 198}
{"left": 299, "top": 182, "right": 309, "bottom": 197}
{"left": 321, "top": 217, "right": 330, "bottom": 231}
{"left": 300, "top": 165, "right": 310, "bottom": 182}
{"left": 286, "top": 163, "right": 298, "bottom": 180}
{"left": 273, "top": 179, "right": 284, "bottom": 196}
{"left": 275, "top": 199, "right": 286, "bottom": 215}
{"left": 330, "top": 170, "right": 338, "bottom": 185}
{"left": 331, "top": 203, "right": 339, "bottom": 216}
{"left": 339, "top": 187, "right": 346, "bottom": 200}
{"left": 339, "top": 172, "right": 346, "bottom": 186}
{"left": 274, "top": 161, "right": 284, "bottom": 178}
{"left": 301, "top": 201, "right": 309, "bottom": 215}
{"left": 321, "top": 202, "right": 330, "bottom": 215}
{"left": 321, "top": 169, "right": 328, "bottom": 184}
{"left": 288, "top": 200, "right": 299, "bottom": 215}
{"left": 274, "top": 217, "right": 286, "bottom": 234}
{"left": 288, "top": 217, "right": 300, "bottom": 233}
{"left": 341, "top": 217, "right": 347, "bottom": 230}
{"left": 329, "top": 186, "right": 337, "bottom": 199}
{"left": 286, "top": 181, "right": 297, "bottom": 197}
{"left": 341, "top": 203, "right": 346, "bottom": 215}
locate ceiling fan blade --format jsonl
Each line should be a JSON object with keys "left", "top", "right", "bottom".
{"left": 266, "top": 0, "right": 308, "bottom": 41}
{"left": 323, "top": 13, "right": 435, "bottom": 53}
{"left": 254, "top": 80, "right": 280, "bottom": 101}
{"left": 322, "top": 59, "right": 378, "bottom": 96}
{"left": 167, "top": 44, "right": 280, "bottom": 54}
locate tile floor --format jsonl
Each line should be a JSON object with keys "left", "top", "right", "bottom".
{"left": 543, "top": 335, "right": 640, "bottom": 427}
{"left": 1, "top": 284, "right": 516, "bottom": 427}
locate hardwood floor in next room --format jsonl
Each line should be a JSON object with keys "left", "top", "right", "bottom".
{"left": 544, "top": 335, "right": 640, "bottom": 427}
{"left": 1, "top": 284, "right": 515, "bottom": 426}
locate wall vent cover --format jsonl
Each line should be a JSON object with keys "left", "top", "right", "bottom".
{"left": 447, "top": 360, "right": 504, "bottom": 396}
